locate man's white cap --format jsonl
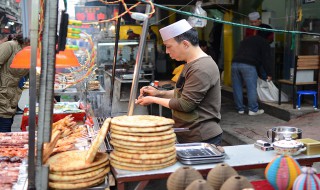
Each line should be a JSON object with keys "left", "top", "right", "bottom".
{"left": 159, "top": 19, "right": 192, "bottom": 41}
{"left": 248, "top": 12, "right": 260, "bottom": 21}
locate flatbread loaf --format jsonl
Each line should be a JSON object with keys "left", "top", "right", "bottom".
{"left": 111, "top": 158, "right": 176, "bottom": 169}
{"left": 111, "top": 124, "right": 173, "bottom": 133}
{"left": 111, "top": 140, "right": 175, "bottom": 150}
{"left": 85, "top": 118, "right": 111, "bottom": 164}
{"left": 115, "top": 146, "right": 175, "bottom": 154}
{"left": 111, "top": 115, "right": 174, "bottom": 127}
{"left": 49, "top": 167, "right": 108, "bottom": 182}
{"left": 51, "top": 161, "right": 109, "bottom": 175}
{"left": 112, "top": 150, "right": 175, "bottom": 160}
{"left": 111, "top": 128, "right": 174, "bottom": 136}
{"left": 110, "top": 152, "right": 176, "bottom": 164}
{"left": 55, "top": 167, "right": 110, "bottom": 184}
{"left": 47, "top": 150, "right": 109, "bottom": 172}
{"left": 110, "top": 138, "right": 176, "bottom": 147}
{"left": 111, "top": 133, "right": 176, "bottom": 142}
{"left": 49, "top": 177, "right": 104, "bottom": 189}
{"left": 111, "top": 158, "right": 176, "bottom": 171}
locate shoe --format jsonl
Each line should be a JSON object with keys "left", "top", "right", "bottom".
{"left": 238, "top": 111, "right": 244, "bottom": 114}
{"left": 248, "top": 109, "right": 264, "bottom": 116}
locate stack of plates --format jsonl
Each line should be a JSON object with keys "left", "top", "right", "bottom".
{"left": 176, "top": 143, "right": 225, "bottom": 165}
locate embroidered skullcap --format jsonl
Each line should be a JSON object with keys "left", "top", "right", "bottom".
{"left": 248, "top": 12, "right": 260, "bottom": 21}
{"left": 159, "top": 19, "right": 192, "bottom": 41}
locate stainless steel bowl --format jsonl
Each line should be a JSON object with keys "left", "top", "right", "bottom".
{"left": 267, "top": 126, "right": 302, "bottom": 142}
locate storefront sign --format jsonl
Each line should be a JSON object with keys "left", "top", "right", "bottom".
{"left": 74, "top": 6, "right": 107, "bottom": 22}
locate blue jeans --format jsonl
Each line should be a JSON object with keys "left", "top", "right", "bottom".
{"left": 0, "top": 117, "right": 13, "bottom": 132}
{"left": 231, "top": 62, "right": 259, "bottom": 112}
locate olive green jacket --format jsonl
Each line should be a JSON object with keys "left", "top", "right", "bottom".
{"left": 0, "top": 41, "right": 29, "bottom": 118}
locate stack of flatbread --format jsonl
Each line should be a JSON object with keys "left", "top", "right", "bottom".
{"left": 46, "top": 118, "right": 111, "bottom": 189}
{"left": 88, "top": 80, "right": 100, "bottom": 91}
{"left": 110, "top": 115, "right": 177, "bottom": 171}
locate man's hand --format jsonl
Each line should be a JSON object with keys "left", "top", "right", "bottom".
{"left": 135, "top": 96, "right": 154, "bottom": 106}
{"left": 138, "top": 86, "right": 158, "bottom": 99}
{"left": 267, "top": 76, "right": 272, "bottom": 82}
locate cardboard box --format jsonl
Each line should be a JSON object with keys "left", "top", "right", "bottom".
{"left": 296, "top": 70, "right": 314, "bottom": 83}
{"left": 297, "top": 138, "right": 320, "bottom": 155}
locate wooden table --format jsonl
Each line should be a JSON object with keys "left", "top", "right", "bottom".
{"left": 111, "top": 144, "right": 320, "bottom": 190}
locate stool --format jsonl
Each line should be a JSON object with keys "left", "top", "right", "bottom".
{"left": 296, "top": 90, "right": 318, "bottom": 110}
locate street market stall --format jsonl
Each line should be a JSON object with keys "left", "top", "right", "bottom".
{"left": 110, "top": 144, "right": 320, "bottom": 190}
{"left": 13, "top": 0, "right": 320, "bottom": 189}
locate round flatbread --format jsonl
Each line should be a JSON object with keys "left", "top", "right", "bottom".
{"left": 49, "top": 167, "right": 105, "bottom": 181}
{"left": 110, "top": 152, "right": 176, "bottom": 164}
{"left": 111, "top": 158, "right": 176, "bottom": 168}
{"left": 47, "top": 150, "right": 109, "bottom": 172}
{"left": 111, "top": 128, "right": 174, "bottom": 137}
{"left": 55, "top": 167, "right": 110, "bottom": 184}
{"left": 115, "top": 146, "right": 175, "bottom": 154}
{"left": 49, "top": 167, "right": 110, "bottom": 182}
{"left": 111, "top": 124, "right": 173, "bottom": 133}
{"left": 110, "top": 138, "right": 176, "bottom": 147}
{"left": 112, "top": 150, "right": 175, "bottom": 160}
{"left": 85, "top": 118, "right": 111, "bottom": 164}
{"left": 49, "top": 177, "right": 105, "bottom": 189}
{"left": 51, "top": 161, "right": 109, "bottom": 175}
{"left": 111, "top": 115, "right": 175, "bottom": 127}
{"left": 111, "top": 133, "right": 176, "bottom": 142}
{"left": 111, "top": 158, "right": 176, "bottom": 171}
{"left": 111, "top": 140, "right": 175, "bottom": 150}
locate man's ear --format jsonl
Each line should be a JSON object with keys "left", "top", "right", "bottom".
{"left": 182, "top": 40, "right": 191, "bottom": 48}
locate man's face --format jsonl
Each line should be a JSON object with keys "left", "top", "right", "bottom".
{"left": 250, "top": 19, "right": 261, "bottom": 26}
{"left": 163, "top": 38, "right": 185, "bottom": 61}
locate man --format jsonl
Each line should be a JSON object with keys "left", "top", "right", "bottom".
{"left": 245, "top": 11, "right": 274, "bottom": 44}
{"left": 135, "top": 19, "right": 222, "bottom": 145}
{"left": 231, "top": 30, "right": 273, "bottom": 116}
{"left": 127, "top": 29, "right": 140, "bottom": 40}
{"left": 0, "top": 34, "right": 29, "bottom": 132}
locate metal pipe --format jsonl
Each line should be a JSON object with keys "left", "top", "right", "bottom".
{"left": 109, "top": 2, "right": 124, "bottom": 116}
{"left": 36, "top": 0, "right": 58, "bottom": 189}
{"left": 127, "top": 2, "right": 152, "bottom": 115}
{"left": 27, "top": 0, "right": 40, "bottom": 188}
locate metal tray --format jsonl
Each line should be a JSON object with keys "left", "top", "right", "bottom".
{"left": 175, "top": 143, "right": 224, "bottom": 159}
{"left": 177, "top": 156, "right": 225, "bottom": 165}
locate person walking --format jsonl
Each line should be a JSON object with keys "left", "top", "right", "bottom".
{"left": 135, "top": 19, "right": 222, "bottom": 145}
{"left": 0, "top": 34, "right": 29, "bottom": 132}
{"left": 231, "top": 30, "right": 273, "bottom": 116}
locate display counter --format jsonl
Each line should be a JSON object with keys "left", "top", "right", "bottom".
{"left": 20, "top": 106, "right": 86, "bottom": 131}
{"left": 111, "top": 144, "right": 320, "bottom": 190}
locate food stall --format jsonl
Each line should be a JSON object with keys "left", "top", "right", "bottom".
{"left": 14, "top": 0, "right": 320, "bottom": 189}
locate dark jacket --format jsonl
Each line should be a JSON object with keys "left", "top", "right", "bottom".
{"left": 232, "top": 35, "right": 272, "bottom": 77}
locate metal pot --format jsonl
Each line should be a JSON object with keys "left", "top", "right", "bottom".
{"left": 273, "top": 138, "right": 306, "bottom": 156}
{"left": 267, "top": 126, "right": 302, "bottom": 142}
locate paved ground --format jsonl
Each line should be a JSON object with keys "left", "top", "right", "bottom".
{"left": 220, "top": 86, "right": 320, "bottom": 145}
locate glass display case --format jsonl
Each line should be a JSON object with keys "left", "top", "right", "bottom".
{"left": 96, "top": 39, "right": 156, "bottom": 116}
{"left": 96, "top": 39, "right": 156, "bottom": 81}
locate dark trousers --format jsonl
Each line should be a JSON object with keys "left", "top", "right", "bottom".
{"left": 202, "top": 133, "right": 223, "bottom": 146}
{"left": 0, "top": 117, "right": 13, "bottom": 132}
